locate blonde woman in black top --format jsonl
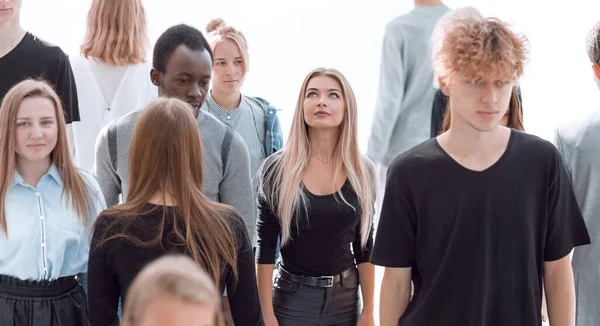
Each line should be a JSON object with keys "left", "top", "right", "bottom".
{"left": 256, "top": 68, "right": 376, "bottom": 326}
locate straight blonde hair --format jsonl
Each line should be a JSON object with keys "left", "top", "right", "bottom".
{"left": 92, "top": 98, "right": 239, "bottom": 286}
{"left": 260, "top": 68, "right": 376, "bottom": 248}
{"left": 80, "top": 0, "right": 149, "bottom": 65}
{"left": 0, "top": 80, "right": 93, "bottom": 237}
{"left": 122, "top": 255, "right": 225, "bottom": 326}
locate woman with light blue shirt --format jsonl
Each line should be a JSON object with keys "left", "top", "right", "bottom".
{"left": 0, "top": 80, "right": 106, "bottom": 326}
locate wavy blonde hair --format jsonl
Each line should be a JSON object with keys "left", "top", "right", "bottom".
{"left": 0, "top": 80, "right": 93, "bottom": 237}
{"left": 80, "top": 0, "right": 149, "bottom": 65}
{"left": 432, "top": 7, "right": 528, "bottom": 84}
{"left": 206, "top": 18, "right": 249, "bottom": 74}
{"left": 260, "top": 68, "right": 376, "bottom": 248}
{"left": 122, "top": 255, "right": 225, "bottom": 326}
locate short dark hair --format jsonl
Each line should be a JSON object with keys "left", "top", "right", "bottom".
{"left": 586, "top": 21, "right": 600, "bottom": 65}
{"left": 152, "top": 24, "right": 213, "bottom": 73}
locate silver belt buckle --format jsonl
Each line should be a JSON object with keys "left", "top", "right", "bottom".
{"left": 319, "top": 276, "right": 334, "bottom": 287}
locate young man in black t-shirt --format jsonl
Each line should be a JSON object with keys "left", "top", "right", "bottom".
{"left": 0, "top": 0, "right": 79, "bottom": 125}
{"left": 371, "top": 7, "right": 591, "bottom": 326}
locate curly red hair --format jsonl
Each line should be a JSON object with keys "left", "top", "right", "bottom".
{"left": 432, "top": 7, "right": 528, "bottom": 84}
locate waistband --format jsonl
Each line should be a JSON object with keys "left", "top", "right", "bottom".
{"left": 0, "top": 275, "right": 79, "bottom": 298}
{"left": 277, "top": 264, "right": 357, "bottom": 288}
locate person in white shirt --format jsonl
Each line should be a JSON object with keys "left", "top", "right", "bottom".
{"left": 70, "top": 0, "right": 156, "bottom": 173}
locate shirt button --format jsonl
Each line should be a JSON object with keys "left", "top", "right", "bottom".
{"left": 226, "top": 115, "right": 231, "bottom": 120}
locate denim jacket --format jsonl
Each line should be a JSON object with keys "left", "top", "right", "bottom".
{"left": 254, "top": 97, "right": 283, "bottom": 156}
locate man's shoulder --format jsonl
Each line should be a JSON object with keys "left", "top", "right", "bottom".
{"left": 556, "top": 110, "right": 600, "bottom": 149}
{"left": 25, "top": 33, "right": 68, "bottom": 61}
{"left": 388, "top": 138, "right": 441, "bottom": 173}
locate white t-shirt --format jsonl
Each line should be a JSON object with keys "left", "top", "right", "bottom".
{"left": 70, "top": 56, "right": 157, "bottom": 172}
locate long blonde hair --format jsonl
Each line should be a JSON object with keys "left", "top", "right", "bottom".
{"left": 123, "top": 255, "right": 225, "bottom": 326}
{"left": 260, "top": 68, "right": 376, "bottom": 248}
{"left": 80, "top": 0, "right": 149, "bottom": 65}
{"left": 92, "top": 98, "right": 239, "bottom": 285}
{"left": 0, "top": 80, "right": 92, "bottom": 237}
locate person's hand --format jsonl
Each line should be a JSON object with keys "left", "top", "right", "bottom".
{"left": 357, "top": 309, "right": 376, "bottom": 326}
{"left": 264, "top": 313, "right": 279, "bottom": 326}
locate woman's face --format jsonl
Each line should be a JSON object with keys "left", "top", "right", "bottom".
{"left": 139, "top": 296, "right": 216, "bottom": 326}
{"left": 211, "top": 39, "right": 245, "bottom": 94}
{"left": 302, "top": 75, "right": 345, "bottom": 130}
{"left": 14, "top": 96, "right": 58, "bottom": 166}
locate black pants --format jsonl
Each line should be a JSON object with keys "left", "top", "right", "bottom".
{"left": 0, "top": 275, "right": 88, "bottom": 326}
{"left": 273, "top": 268, "right": 361, "bottom": 326}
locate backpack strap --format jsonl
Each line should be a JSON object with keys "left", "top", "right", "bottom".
{"left": 107, "top": 124, "right": 118, "bottom": 172}
{"left": 221, "top": 128, "right": 234, "bottom": 175}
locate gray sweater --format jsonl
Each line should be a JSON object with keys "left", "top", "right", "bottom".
{"left": 554, "top": 110, "right": 600, "bottom": 326}
{"left": 367, "top": 5, "right": 450, "bottom": 166}
{"left": 93, "top": 109, "right": 256, "bottom": 243}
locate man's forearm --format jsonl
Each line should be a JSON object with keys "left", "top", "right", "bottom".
{"left": 380, "top": 272, "right": 411, "bottom": 325}
{"left": 544, "top": 259, "right": 576, "bottom": 326}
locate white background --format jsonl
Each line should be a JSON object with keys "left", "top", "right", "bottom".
{"left": 22, "top": 0, "right": 600, "bottom": 149}
{"left": 20, "top": 1, "right": 599, "bottom": 324}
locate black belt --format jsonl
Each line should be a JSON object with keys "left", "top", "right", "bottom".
{"left": 276, "top": 264, "right": 357, "bottom": 288}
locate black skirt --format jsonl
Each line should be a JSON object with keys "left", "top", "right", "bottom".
{"left": 0, "top": 274, "right": 88, "bottom": 326}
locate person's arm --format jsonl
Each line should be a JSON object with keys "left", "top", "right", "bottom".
{"left": 354, "top": 215, "right": 376, "bottom": 325}
{"left": 366, "top": 25, "right": 407, "bottom": 165}
{"left": 226, "top": 214, "right": 264, "bottom": 326}
{"left": 357, "top": 263, "right": 375, "bottom": 325}
{"left": 256, "top": 178, "right": 282, "bottom": 326}
{"left": 87, "top": 216, "right": 120, "bottom": 326}
{"left": 220, "top": 132, "right": 256, "bottom": 243}
{"left": 544, "top": 254, "right": 575, "bottom": 326}
{"left": 54, "top": 51, "right": 80, "bottom": 124}
{"left": 370, "top": 162, "right": 418, "bottom": 325}
{"left": 92, "top": 125, "right": 122, "bottom": 207}
{"left": 380, "top": 267, "right": 412, "bottom": 325}
{"left": 541, "top": 144, "right": 590, "bottom": 326}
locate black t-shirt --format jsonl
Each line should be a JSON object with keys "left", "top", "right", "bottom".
{"left": 0, "top": 32, "right": 79, "bottom": 123}
{"left": 371, "top": 130, "right": 590, "bottom": 326}
{"left": 88, "top": 204, "right": 263, "bottom": 326}
{"left": 256, "top": 177, "right": 374, "bottom": 276}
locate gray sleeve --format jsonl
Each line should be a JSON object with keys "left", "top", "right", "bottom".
{"left": 367, "top": 26, "right": 407, "bottom": 164}
{"left": 92, "top": 126, "right": 122, "bottom": 207}
{"left": 220, "top": 132, "right": 256, "bottom": 244}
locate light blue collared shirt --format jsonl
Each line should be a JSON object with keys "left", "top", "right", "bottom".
{"left": 0, "top": 164, "right": 106, "bottom": 281}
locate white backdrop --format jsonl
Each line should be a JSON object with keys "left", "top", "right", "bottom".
{"left": 22, "top": 0, "right": 600, "bottom": 149}
{"left": 19, "top": 1, "right": 599, "bottom": 324}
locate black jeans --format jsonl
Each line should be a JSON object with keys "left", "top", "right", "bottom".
{"left": 272, "top": 268, "right": 361, "bottom": 326}
{"left": 0, "top": 275, "right": 88, "bottom": 326}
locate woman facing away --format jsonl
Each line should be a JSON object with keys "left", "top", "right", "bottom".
{"left": 256, "top": 68, "right": 377, "bottom": 326}
{"left": 70, "top": 0, "right": 156, "bottom": 173}
{"left": 122, "top": 255, "right": 225, "bottom": 326}
{"left": 0, "top": 79, "right": 106, "bottom": 325}
{"left": 87, "top": 97, "right": 263, "bottom": 326}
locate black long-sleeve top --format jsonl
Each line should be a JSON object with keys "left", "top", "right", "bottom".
{"left": 256, "top": 180, "right": 374, "bottom": 276}
{"left": 88, "top": 204, "right": 263, "bottom": 326}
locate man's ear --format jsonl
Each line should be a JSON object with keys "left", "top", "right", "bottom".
{"left": 439, "top": 77, "right": 450, "bottom": 97}
{"left": 150, "top": 68, "right": 161, "bottom": 87}
{"left": 592, "top": 62, "right": 600, "bottom": 81}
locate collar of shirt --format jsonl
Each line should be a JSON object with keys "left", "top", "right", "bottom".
{"left": 204, "top": 91, "right": 250, "bottom": 124}
{"left": 11, "top": 163, "right": 63, "bottom": 188}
